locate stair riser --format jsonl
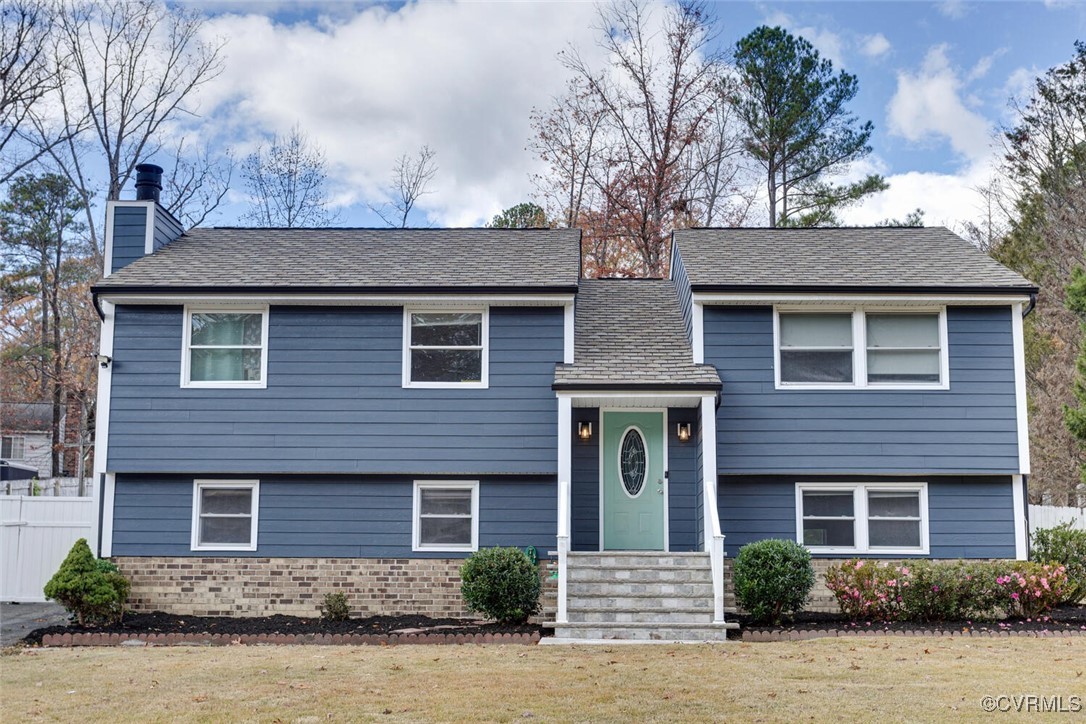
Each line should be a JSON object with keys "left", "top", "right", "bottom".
{"left": 553, "top": 627, "right": 732, "bottom": 642}
{"left": 568, "top": 597, "right": 713, "bottom": 611}
{"left": 567, "top": 569, "right": 710, "bottom": 583}
{"left": 567, "top": 611, "right": 713, "bottom": 624}
{"left": 568, "top": 556, "right": 709, "bottom": 569}
{"left": 568, "top": 582, "right": 713, "bottom": 598}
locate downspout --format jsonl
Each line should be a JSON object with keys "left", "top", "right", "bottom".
{"left": 1023, "top": 293, "right": 1037, "bottom": 318}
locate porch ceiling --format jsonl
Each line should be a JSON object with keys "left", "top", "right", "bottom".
{"left": 564, "top": 393, "right": 709, "bottom": 409}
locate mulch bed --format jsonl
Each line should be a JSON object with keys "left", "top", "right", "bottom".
{"left": 23, "top": 611, "right": 547, "bottom": 647}
{"left": 24, "top": 606, "right": 1086, "bottom": 646}
{"left": 733, "top": 604, "right": 1086, "bottom": 641}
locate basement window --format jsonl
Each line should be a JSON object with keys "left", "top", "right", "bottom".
{"left": 191, "top": 480, "right": 259, "bottom": 551}
{"left": 796, "top": 483, "right": 928, "bottom": 555}
{"left": 413, "top": 481, "right": 479, "bottom": 552}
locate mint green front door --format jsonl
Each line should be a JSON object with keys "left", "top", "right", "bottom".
{"left": 602, "top": 411, "right": 666, "bottom": 550}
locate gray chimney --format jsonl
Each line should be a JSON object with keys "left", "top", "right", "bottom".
{"left": 134, "top": 163, "right": 163, "bottom": 202}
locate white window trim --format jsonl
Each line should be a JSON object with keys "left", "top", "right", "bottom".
{"left": 402, "top": 307, "right": 489, "bottom": 389}
{"left": 191, "top": 479, "right": 260, "bottom": 552}
{"left": 795, "top": 482, "right": 929, "bottom": 555}
{"left": 181, "top": 305, "right": 270, "bottom": 389}
{"left": 773, "top": 306, "right": 949, "bottom": 390}
{"left": 412, "top": 480, "right": 480, "bottom": 553}
{"left": 2, "top": 435, "right": 26, "bottom": 459}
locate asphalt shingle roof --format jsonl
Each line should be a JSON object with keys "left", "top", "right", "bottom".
{"left": 95, "top": 228, "right": 582, "bottom": 291}
{"left": 674, "top": 227, "right": 1036, "bottom": 292}
{"left": 553, "top": 280, "right": 722, "bottom": 390}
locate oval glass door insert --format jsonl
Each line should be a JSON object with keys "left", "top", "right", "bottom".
{"left": 620, "top": 428, "right": 647, "bottom": 496}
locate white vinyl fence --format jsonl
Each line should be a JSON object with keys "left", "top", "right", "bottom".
{"left": 1029, "top": 504, "right": 1086, "bottom": 533}
{"left": 1, "top": 496, "right": 95, "bottom": 602}
{"left": 2, "top": 477, "right": 93, "bottom": 497}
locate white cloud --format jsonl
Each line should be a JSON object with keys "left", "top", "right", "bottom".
{"left": 860, "top": 33, "right": 891, "bottom": 59}
{"left": 886, "top": 45, "right": 993, "bottom": 162}
{"left": 195, "top": 2, "right": 603, "bottom": 226}
{"left": 937, "top": 1, "right": 970, "bottom": 19}
{"left": 841, "top": 155, "right": 1000, "bottom": 229}
{"left": 966, "top": 48, "right": 1006, "bottom": 82}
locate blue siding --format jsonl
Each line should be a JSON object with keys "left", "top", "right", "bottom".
{"left": 111, "top": 475, "right": 556, "bottom": 558}
{"left": 153, "top": 207, "right": 184, "bottom": 251}
{"left": 108, "top": 305, "right": 564, "bottom": 475}
{"left": 110, "top": 206, "right": 147, "bottom": 273}
{"left": 705, "top": 306, "right": 1019, "bottom": 474}
{"left": 668, "top": 408, "right": 698, "bottom": 551}
{"left": 671, "top": 245, "right": 693, "bottom": 342}
{"left": 717, "top": 475, "right": 1016, "bottom": 559}
{"left": 571, "top": 409, "right": 599, "bottom": 551}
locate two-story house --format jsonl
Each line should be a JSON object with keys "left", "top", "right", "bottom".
{"left": 89, "top": 165, "right": 1035, "bottom": 640}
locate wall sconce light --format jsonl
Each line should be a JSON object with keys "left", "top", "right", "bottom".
{"left": 676, "top": 423, "right": 692, "bottom": 443}
{"left": 577, "top": 422, "right": 593, "bottom": 441}
{"left": 95, "top": 354, "right": 112, "bottom": 369}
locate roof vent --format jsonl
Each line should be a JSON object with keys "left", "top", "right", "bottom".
{"left": 134, "top": 163, "right": 163, "bottom": 202}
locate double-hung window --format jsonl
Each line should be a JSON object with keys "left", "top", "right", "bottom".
{"left": 191, "top": 480, "right": 259, "bottom": 551}
{"left": 2, "top": 435, "right": 25, "bottom": 459}
{"left": 404, "top": 310, "right": 488, "bottom": 388}
{"left": 413, "top": 481, "right": 479, "bottom": 552}
{"left": 182, "top": 307, "right": 269, "bottom": 388}
{"left": 778, "top": 313, "right": 854, "bottom": 384}
{"left": 775, "top": 308, "right": 946, "bottom": 389}
{"left": 797, "top": 483, "right": 928, "bottom": 554}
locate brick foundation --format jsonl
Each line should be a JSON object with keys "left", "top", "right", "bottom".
{"left": 725, "top": 558, "right": 974, "bottom": 613}
{"left": 114, "top": 557, "right": 557, "bottom": 620}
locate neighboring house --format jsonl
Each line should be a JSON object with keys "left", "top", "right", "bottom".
{"left": 0, "top": 402, "right": 53, "bottom": 479}
{"left": 89, "top": 166, "right": 1035, "bottom": 640}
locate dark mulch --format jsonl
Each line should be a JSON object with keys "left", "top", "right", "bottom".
{"left": 22, "top": 611, "right": 547, "bottom": 647}
{"left": 735, "top": 604, "right": 1086, "bottom": 636}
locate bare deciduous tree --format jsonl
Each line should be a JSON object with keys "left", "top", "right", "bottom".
{"left": 162, "top": 138, "right": 234, "bottom": 228}
{"left": 36, "top": 0, "right": 225, "bottom": 261}
{"left": 990, "top": 42, "right": 1086, "bottom": 504}
{"left": 532, "top": 0, "right": 751, "bottom": 277}
{"left": 242, "top": 125, "right": 338, "bottom": 228}
{"left": 371, "top": 145, "right": 438, "bottom": 228}
{"left": 0, "top": 0, "right": 62, "bottom": 184}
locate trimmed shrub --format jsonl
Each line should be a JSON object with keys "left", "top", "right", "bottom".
{"left": 43, "top": 538, "right": 130, "bottom": 626}
{"left": 1031, "top": 523, "right": 1086, "bottom": 604}
{"left": 460, "top": 547, "right": 541, "bottom": 624}
{"left": 733, "top": 539, "right": 815, "bottom": 624}
{"left": 320, "top": 592, "right": 351, "bottom": 621}
{"left": 898, "top": 561, "right": 1005, "bottom": 622}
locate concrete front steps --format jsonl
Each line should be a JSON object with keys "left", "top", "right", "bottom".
{"left": 551, "top": 552, "right": 738, "bottom": 642}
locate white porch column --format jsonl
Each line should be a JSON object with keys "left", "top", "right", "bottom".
{"left": 556, "top": 396, "right": 572, "bottom": 623}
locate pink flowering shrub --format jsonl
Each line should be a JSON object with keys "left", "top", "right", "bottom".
{"left": 824, "top": 560, "right": 907, "bottom": 620}
{"left": 824, "top": 559, "right": 1070, "bottom": 622}
{"left": 997, "top": 562, "right": 1070, "bottom": 618}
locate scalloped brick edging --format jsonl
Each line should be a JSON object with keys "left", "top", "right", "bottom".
{"left": 39, "top": 631, "right": 542, "bottom": 647}
{"left": 741, "top": 628, "right": 1086, "bottom": 642}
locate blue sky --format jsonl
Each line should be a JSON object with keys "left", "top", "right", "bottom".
{"left": 168, "top": 0, "right": 1084, "bottom": 230}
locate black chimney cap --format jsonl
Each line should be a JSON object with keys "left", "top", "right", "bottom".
{"left": 135, "top": 163, "right": 163, "bottom": 202}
